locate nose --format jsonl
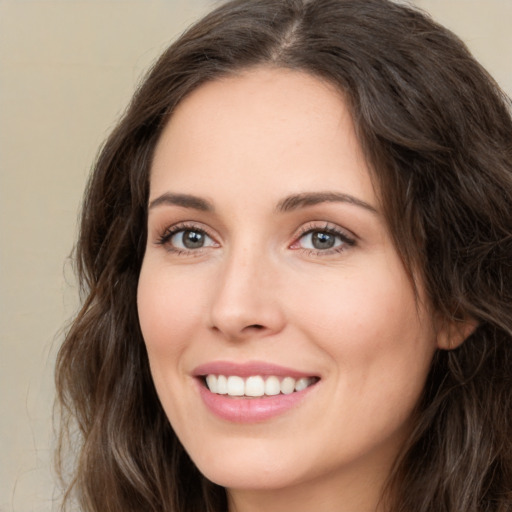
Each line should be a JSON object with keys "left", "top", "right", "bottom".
{"left": 208, "top": 244, "right": 286, "bottom": 341}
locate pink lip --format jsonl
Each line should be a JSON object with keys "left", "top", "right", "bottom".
{"left": 192, "top": 360, "right": 319, "bottom": 423}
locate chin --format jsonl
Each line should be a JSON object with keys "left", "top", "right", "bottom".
{"left": 202, "top": 465, "right": 303, "bottom": 492}
{"left": 188, "top": 442, "right": 306, "bottom": 491}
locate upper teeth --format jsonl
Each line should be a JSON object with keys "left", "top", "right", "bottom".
{"left": 205, "top": 375, "right": 316, "bottom": 397}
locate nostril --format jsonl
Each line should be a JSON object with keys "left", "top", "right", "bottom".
{"left": 247, "top": 324, "right": 264, "bottom": 330}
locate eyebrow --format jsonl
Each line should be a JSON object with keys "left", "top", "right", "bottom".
{"left": 148, "top": 191, "right": 377, "bottom": 215}
{"left": 276, "top": 192, "right": 378, "bottom": 214}
{"left": 148, "top": 193, "right": 214, "bottom": 212}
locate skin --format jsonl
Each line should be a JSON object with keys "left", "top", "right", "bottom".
{"left": 137, "top": 67, "right": 448, "bottom": 512}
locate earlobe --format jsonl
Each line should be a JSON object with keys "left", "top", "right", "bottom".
{"left": 436, "top": 316, "right": 479, "bottom": 350}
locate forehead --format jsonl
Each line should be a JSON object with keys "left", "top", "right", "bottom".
{"left": 150, "top": 66, "right": 374, "bottom": 206}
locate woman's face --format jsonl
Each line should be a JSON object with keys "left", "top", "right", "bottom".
{"left": 138, "top": 67, "right": 439, "bottom": 508}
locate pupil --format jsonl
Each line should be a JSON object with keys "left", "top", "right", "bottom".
{"left": 312, "top": 231, "right": 335, "bottom": 249}
{"left": 183, "top": 230, "right": 204, "bottom": 249}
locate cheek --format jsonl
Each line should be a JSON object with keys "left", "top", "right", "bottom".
{"left": 137, "top": 262, "right": 208, "bottom": 371}
{"left": 289, "top": 258, "right": 436, "bottom": 387}
{"left": 290, "top": 264, "right": 436, "bottom": 451}
{"left": 290, "top": 264, "right": 411, "bottom": 341}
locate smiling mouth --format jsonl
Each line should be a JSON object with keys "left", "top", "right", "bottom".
{"left": 202, "top": 374, "right": 320, "bottom": 397}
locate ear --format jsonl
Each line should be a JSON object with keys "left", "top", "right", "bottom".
{"left": 436, "top": 316, "right": 479, "bottom": 350}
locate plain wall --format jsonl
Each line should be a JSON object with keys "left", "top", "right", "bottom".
{"left": 1, "top": 1, "right": 511, "bottom": 510}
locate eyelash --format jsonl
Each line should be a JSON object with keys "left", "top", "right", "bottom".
{"left": 291, "top": 222, "right": 356, "bottom": 256}
{"left": 156, "top": 222, "right": 217, "bottom": 256}
{"left": 155, "top": 221, "right": 356, "bottom": 256}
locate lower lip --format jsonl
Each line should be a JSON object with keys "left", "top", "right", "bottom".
{"left": 197, "top": 380, "right": 317, "bottom": 423}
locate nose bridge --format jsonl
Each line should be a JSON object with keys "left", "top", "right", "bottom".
{"left": 209, "top": 236, "right": 284, "bottom": 339}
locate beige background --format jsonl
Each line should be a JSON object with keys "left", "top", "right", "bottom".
{"left": 1, "top": 1, "right": 511, "bottom": 510}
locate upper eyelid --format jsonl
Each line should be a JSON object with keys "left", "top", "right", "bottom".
{"left": 293, "top": 221, "right": 356, "bottom": 240}
{"left": 156, "top": 221, "right": 218, "bottom": 245}
{"left": 160, "top": 221, "right": 214, "bottom": 235}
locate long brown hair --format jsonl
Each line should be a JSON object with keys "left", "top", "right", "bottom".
{"left": 55, "top": 1, "right": 512, "bottom": 510}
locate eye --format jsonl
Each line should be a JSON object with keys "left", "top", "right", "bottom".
{"left": 170, "top": 229, "right": 215, "bottom": 249}
{"left": 291, "top": 224, "right": 356, "bottom": 254}
{"left": 173, "top": 229, "right": 213, "bottom": 249}
{"left": 157, "top": 224, "right": 218, "bottom": 253}
{"left": 299, "top": 230, "right": 343, "bottom": 250}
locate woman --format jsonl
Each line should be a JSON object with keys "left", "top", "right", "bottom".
{"left": 55, "top": 0, "right": 512, "bottom": 511}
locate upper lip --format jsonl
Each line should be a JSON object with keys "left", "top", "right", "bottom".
{"left": 192, "top": 360, "right": 318, "bottom": 379}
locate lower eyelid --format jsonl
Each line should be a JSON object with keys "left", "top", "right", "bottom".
{"left": 297, "top": 246, "right": 348, "bottom": 257}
